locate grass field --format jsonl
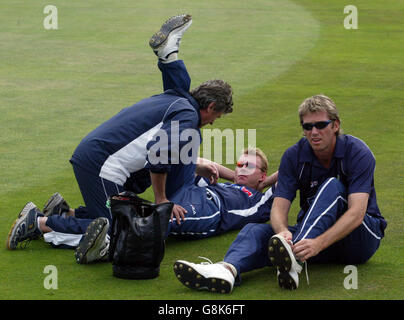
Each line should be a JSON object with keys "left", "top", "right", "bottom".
{"left": 1, "top": 0, "right": 403, "bottom": 301}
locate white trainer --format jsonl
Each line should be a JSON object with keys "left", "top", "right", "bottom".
{"left": 268, "top": 234, "right": 303, "bottom": 290}
{"left": 149, "top": 14, "right": 192, "bottom": 61}
{"left": 173, "top": 258, "right": 235, "bottom": 294}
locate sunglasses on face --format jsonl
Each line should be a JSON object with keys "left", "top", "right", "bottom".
{"left": 302, "top": 120, "right": 332, "bottom": 131}
{"left": 236, "top": 161, "right": 264, "bottom": 172}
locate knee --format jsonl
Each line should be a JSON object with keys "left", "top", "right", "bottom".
{"left": 322, "top": 177, "right": 346, "bottom": 197}
{"left": 238, "top": 223, "right": 274, "bottom": 239}
{"left": 240, "top": 223, "right": 266, "bottom": 232}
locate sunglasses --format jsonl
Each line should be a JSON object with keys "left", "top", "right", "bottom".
{"left": 236, "top": 161, "right": 264, "bottom": 172}
{"left": 302, "top": 120, "right": 332, "bottom": 131}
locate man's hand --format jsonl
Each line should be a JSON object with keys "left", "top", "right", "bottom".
{"left": 292, "top": 238, "right": 322, "bottom": 262}
{"left": 156, "top": 198, "right": 188, "bottom": 224}
{"left": 291, "top": 193, "right": 369, "bottom": 262}
{"left": 257, "top": 171, "right": 278, "bottom": 191}
{"left": 171, "top": 203, "right": 187, "bottom": 225}
{"left": 278, "top": 230, "right": 293, "bottom": 246}
{"left": 196, "top": 159, "right": 219, "bottom": 184}
{"left": 155, "top": 197, "right": 187, "bottom": 225}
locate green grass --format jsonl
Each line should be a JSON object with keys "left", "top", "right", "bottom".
{"left": 1, "top": 0, "right": 403, "bottom": 300}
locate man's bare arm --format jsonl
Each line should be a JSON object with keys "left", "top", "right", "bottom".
{"left": 150, "top": 171, "right": 187, "bottom": 224}
{"left": 270, "top": 196, "right": 293, "bottom": 242}
{"left": 196, "top": 157, "right": 235, "bottom": 183}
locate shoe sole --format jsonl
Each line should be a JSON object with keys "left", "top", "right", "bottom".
{"left": 75, "top": 218, "right": 109, "bottom": 264}
{"left": 173, "top": 261, "right": 232, "bottom": 294}
{"left": 6, "top": 218, "right": 20, "bottom": 250}
{"left": 42, "top": 192, "right": 63, "bottom": 217}
{"left": 6, "top": 202, "right": 37, "bottom": 250}
{"left": 149, "top": 14, "right": 192, "bottom": 49}
{"left": 268, "top": 236, "right": 297, "bottom": 290}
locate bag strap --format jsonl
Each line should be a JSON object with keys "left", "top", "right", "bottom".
{"left": 108, "top": 211, "right": 119, "bottom": 261}
{"left": 152, "top": 210, "right": 163, "bottom": 266}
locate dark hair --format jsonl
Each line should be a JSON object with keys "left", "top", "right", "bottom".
{"left": 190, "top": 79, "right": 233, "bottom": 113}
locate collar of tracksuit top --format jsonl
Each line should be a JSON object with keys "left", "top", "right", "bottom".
{"left": 164, "top": 88, "right": 202, "bottom": 127}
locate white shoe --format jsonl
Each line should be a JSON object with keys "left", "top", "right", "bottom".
{"left": 75, "top": 217, "right": 110, "bottom": 264}
{"left": 173, "top": 258, "right": 235, "bottom": 294}
{"left": 268, "top": 234, "right": 303, "bottom": 290}
{"left": 149, "top": 14, "right": 192, "bottom": 61}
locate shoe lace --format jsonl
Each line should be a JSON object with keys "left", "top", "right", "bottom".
{"left": 198, "top": 256, "right": 214, "bottom": 265}
{"left": 300, "top": 260, "right": 310, "bottom": 286}
{"left": 99, "top": 235, "right": 110, "bottom": 257}
{"left": 18, "top": 238, "right": 32, "bottom": 249}
{"left": 15, "top": 225, "right": 41, "bottom": 249}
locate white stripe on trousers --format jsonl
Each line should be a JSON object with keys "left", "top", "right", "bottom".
{"left": 294, "top": 178, "right": 336, "bottom": 241}
{"left": 101, "top": 177, "right": 118, "bottom": 220}
{"left": 294, "top": 178, "right": 382, "bottom": 242}
{"left": 362, "top": 215, "right": 382, "bottom": 240}
{"left": 297, "top": 195, "right": 347, "bottom": 241}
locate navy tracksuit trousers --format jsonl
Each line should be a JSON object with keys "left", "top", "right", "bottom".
{"left": 223, "top": 178, "right": 385, "bottom": 280}
{"left": 45, "top": 163, "right": 124, "bottom": 234}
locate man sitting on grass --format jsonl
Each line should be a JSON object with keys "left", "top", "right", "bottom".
{"left": 172, "top": 95, "right": 387, "bottom": 294}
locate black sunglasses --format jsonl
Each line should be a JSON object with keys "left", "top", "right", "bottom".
{"left": 302, "top": 120, "right": 332, "bottom": 131}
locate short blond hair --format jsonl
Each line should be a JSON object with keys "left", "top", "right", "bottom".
{"left": 242, "top": 147, "right": 268, "bottom": 173}
{"left": 298, "top": 94, "right": 342, "bottom": 136}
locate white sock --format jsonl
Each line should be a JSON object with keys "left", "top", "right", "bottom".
{"left": 161, "top": 52, "right": 178, "bottom": 64}
{"left": 37, "top": 217, "right": 43, "bottom": 234}
{"left": 219, "top": 262, "right": 237, "bottom": 278}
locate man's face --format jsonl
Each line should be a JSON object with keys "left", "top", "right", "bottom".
{"left": 301, "top": 110, "right": 340, "bottom": 155}
{"left": 199, "top": 103, "right": 225, "bottom": 127}
{"left": 234, "top": 153, "right": 266, "bottom": 190}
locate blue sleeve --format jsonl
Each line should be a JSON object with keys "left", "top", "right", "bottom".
{"left": 345, "top": 146, "right": 375, "bottom": 195}
{"left": 145, "top": 108, "right": 200, "bottom": 173}
{"left": 158, "top": 60, "right": 191, "bottom": 92}
{"left": 273, "top": 148, "right": 298, "bottom": 202}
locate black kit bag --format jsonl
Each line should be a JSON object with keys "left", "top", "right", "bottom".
{"left": 108, "top": 192, "right": 173, "bottom": 279}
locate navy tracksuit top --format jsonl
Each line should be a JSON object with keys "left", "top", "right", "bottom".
{"left": 70, "top": 87, "right": 202, "bottom": 199}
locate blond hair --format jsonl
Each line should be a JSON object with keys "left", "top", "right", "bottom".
{"left": 242, "top": 147, "right": 268, "bottom": 173}
{"left": 298, "top": 94, "right": 342, "bottom": 136}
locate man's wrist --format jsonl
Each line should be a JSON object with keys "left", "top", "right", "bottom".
{"left": 155, "top": 197, "right": 169, "bottom": 204}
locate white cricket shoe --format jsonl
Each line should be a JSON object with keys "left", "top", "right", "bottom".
{"left": 268, "top": 234, "right": 303, "bottom": 290}
{"left": 149, "top": 14, "right": 192, "bottom": 61}
{"left": 173, "top": 257, "right": 235, "bottom": 294}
